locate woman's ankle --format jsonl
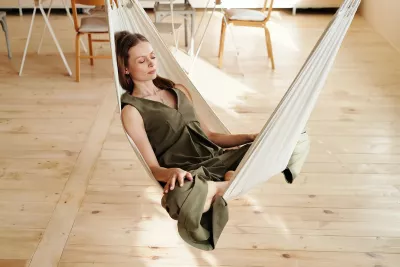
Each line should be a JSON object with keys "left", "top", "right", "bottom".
{"left": 215, "top": 181, "right": 230, "bottom": 196}
{"left": 203, "top": 181, "right": 217, "bottom": 213}
{"left": 203, "top": 181, "right": 230, "bottom": 213}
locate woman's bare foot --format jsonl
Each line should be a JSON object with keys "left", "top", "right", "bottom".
{"left": 224, "top": 170, "right": 235, "bottom": 181}
{"left": 203, "top": 181, "right": 230, "bottom": 213}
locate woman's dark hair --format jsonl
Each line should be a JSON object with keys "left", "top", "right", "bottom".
{"left": 115, "top": 31, "right": 175, "bottom": 94}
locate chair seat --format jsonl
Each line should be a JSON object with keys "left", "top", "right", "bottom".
{"left": 79, "top": 16, "right": 108, "bottom": 33}
{"left": 226, "top": 9, "right": 267, "bottom": 22}
{"left": 154, "top": 22, "right": 182, "bottom": 34}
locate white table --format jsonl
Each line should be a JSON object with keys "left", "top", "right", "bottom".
{"left": 19, "top": 0, "right": 90, "bottom": 76}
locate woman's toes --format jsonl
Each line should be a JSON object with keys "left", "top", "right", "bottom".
{"left": 224, "top": 171, "right": 235, "bottom": 181}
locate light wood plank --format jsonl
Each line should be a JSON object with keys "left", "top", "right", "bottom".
{"left": 0, "top": 158, "right": 75, "bottom": 179}
{"left": 0, "top": 133, "right": 85, "bottom": 151}
{"left": 0, "top": 202, "right": 54, "bottom": 228}
{"left": 60, "top": 245, "right": 400, "bottom": 266}
{"left": 0, "top": 119, "right": 91, "bottom": 134}
{"left": 302, "top": 173, "right": 400, "bottom": 185}
{"left": 67, "top": 227, "right": 400, "bottom": 253}
{"left": 0, "top": 190, "right": 61, "bottom": 202}
{"left": 0, "top": 105, "right": 98, "bottom": 119}
{"left": 27, "top": 88, "right": 117, "bottom": 267}
{"left": 77, "top": 203, "right": 400, "bottom": 223}
{"left": 0, "top": 260, "right": 29, "bottom": 267}
{"left": 0, "top": 150, "right": 79, "bottom": 160}
{"left": 0, "top": 176, "right": 67, "bottom": 191}
{"left": 0, "top": 230, "right": 42, "bottom": 259}
{"left": 71, "top": 215, "right": 400, "bottom": 238}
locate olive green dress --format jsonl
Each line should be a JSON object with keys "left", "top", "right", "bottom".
{"left": 120, "top": 87, "right": 252, "bottom": 250}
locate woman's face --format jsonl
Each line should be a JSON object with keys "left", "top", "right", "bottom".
{"left": 125, "top": 41, "right": 157, "bottom": 82}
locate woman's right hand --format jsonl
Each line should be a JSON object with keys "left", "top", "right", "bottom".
{"left": 163, "top": 168, "right": 193, "bottom": 194}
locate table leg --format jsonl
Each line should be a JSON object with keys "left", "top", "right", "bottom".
{"left": 19, "top": 7, "right": 37, "bottom": 76}
{"left": 189, "top": 13, "right": 195, "bottom": 56}
{"left": 39, "top": 4, "right": 72, "bottom": 76}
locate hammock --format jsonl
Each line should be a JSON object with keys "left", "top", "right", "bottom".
{"left": 106, "top": 0, "right": 361, "bottom": 200}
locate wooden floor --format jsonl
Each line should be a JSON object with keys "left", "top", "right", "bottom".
{"left": 1, "top": 7, "right": 400, "bottom": 267}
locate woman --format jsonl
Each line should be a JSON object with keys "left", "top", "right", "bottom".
{"left": 116, "top": 31, "right": 257, "bottom": 210}
{"left": 115, "top": 31, "right": 309, "bottom": 250}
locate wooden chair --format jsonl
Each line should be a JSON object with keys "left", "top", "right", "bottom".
{"left": 71, "top": 0, "right": 112, "bottom": 82}
{"left": 218, "top": 0, "right": 275, "bottom": 69}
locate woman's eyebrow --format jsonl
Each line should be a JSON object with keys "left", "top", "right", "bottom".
{"left": 135, "top": 51, "right": 154, "bottom": 60}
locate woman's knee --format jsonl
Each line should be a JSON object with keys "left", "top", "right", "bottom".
{"left": 161, "top": 178, "right": 207, "bottom": 219}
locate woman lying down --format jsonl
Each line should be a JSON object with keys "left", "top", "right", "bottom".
{"left": 115, "top": 31, "right": 310, "bottom": 250}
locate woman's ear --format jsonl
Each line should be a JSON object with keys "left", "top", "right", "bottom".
{"left": 125, "top": 68, "right": 129, "bottom": 75}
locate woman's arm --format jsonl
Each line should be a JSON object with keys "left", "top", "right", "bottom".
{"left": 205, "top": 132, "right": 256, "bottom": 148}
{"left": 121, "top": 105, "right": 167, "bottom": 181}
{"left": 121, "top": 105, "right": 192, "bottom": 192}
{"left": 174, "top": 84, "right": 258, "bottom": 148}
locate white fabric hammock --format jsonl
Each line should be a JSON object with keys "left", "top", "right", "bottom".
{"left": 106, "top": 0, "right": 360, "bottom": 200}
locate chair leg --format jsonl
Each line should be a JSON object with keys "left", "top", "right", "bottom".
{"left": 1, "top": 17, "right": 11, "bottom": 59}
{"left": 88, "top": 34, "right": 94, "bottom": 66}
{"left": 189, "top": 12, "right": 195, "bottom": 56}
{"left": 19, "top": 7, "right": 37, "bottom": 76}
{"left": 218, "top": 19, "right": 226, "bottom": 68}
{"left": 264, "top": 26, "right": 275, "bottom": 70}
{"left": 61, "top": 0, "right": 88, "bottom": 53}
{"left": 76, "top": 33, "right": 81, "bottom": 82}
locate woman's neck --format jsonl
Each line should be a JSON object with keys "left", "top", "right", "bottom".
{"left": 132, "top": 80, "right": 159, "bottom": 98}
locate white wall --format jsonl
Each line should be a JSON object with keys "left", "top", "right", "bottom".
{"left": 360, "top": 0, "right": 400, "bottom": 52}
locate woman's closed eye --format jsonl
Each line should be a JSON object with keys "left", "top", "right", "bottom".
{"left": 138, "top": 56, "right": 155, "bottom": 64}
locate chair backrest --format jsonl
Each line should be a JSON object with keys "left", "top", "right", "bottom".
{"left": 70, "top": 0, "right": 117, "bottom": 32}
{"left": 261, "top": 0, "right": 274, "bottom": 21}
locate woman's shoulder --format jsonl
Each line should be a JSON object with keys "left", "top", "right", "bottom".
{"left": 121, "top": 104, "right": 140, "bottom": 119}
{"left": 121, "top": 104, "right": 146, "bottom": 129}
